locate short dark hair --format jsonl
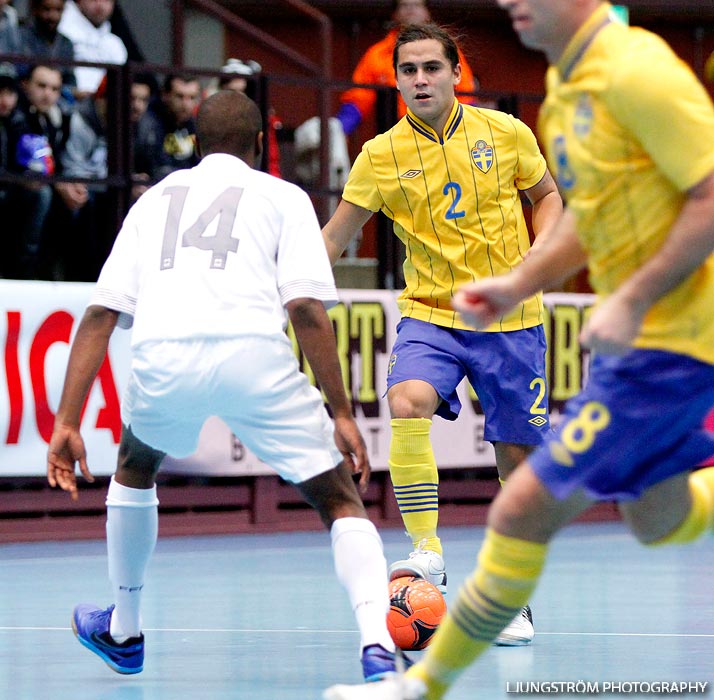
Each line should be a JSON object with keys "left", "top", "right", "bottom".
{"left": 132, "top": 71, "right": 157, "bottom": 94}
{"left": 393, "top": 23, "right": 460, "bottom": 72}
{"left": 163, "top": 73, "right": 199, "bottom": 94}
{"left": 196, "top": 89, "right": 262, "bottom": 158}
{"left": 25, "top": 63, "right": 63, "bottom": 83}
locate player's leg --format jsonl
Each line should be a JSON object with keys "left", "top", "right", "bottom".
{"left": 297, "top": 464, "right": 403, "bottom": 681}
{"left": 73, "top": 340, "right": 204, "bottom": 674}
{"left": 622, "top": 467, "right": 714, "bottom": 545}
{"left": 490, "top": 441, "right": 538, "bottom": 645}
{"left": 613, "top": 356, "right": 714, "bottom": 546}
{"left": 385, "top": 319, "right": 466, "bottom": 593}
{"left": 387, "top": 379, "right": 446, "bottom": 590}
{"left": 406, "top": 464, "right": 590, "bottom": 699}
{"left": 223, "top": 338, "right": 400, "bottom": 681}
{"left": 72, "top": 424, "right": 164, "bottom": 675}
{"left": 399, "top": 465, "right": 590, "bottom": 700}
{"left": 323, "top": 464, "right": 591, "bottom": 700}
{"left": 107, "top": 426, "right": 164, "bottom": 641}
{"left": 468, "top": 326, "right": 550, "bottom": 646}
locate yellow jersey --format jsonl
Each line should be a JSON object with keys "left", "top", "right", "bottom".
{"left": 343, "top": 99, "right": 547, "bottom": 332}
{"left": 539, "top": 4, "right": 714, "bottom": 364}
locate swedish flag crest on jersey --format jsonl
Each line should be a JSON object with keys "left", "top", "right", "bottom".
{"left": 471, "top": 139, "right": 494, "bottom": 173}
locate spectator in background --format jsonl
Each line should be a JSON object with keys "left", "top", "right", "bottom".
{"left": 128, "top": 71, "right": 154, "bottom": 200}
{"left": 58, "top": 0, "right": 127, "bottom": 98}
{"left": 0, "top": 0, "right": 21, "bottom": 55}
{"left": 129, "top": 71, "right": 152, "bottom": 124}
{"left": 14, "top": 62, "right": 71, "bottom": 278}
{"left": 51, "top": 72, "right": 111, "bottom": 281}
{"left": 0, "top": 62, "right": 26, "bottom": 277}
{"left": 19, "top": 0, "right": 76, "bottom": 96}
{"left": 133, "top": 72, "right": 200, "bottom": 182}
{"left": 218, "top": 58, "right": 282, "bottom": 178}
{"left": 218, "top": 58, "right": 261, "bottom": 95}
{"left": 0, "top": 62, "right": 21, "bottom": 170}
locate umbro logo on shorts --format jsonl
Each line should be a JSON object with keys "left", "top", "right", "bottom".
{"left": 528, "top": 416, "right": 548, "bottom": 427}
{"left": 400, "top": 169, "right": 422, "bottom": 179}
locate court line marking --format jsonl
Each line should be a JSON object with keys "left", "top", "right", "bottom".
{"left": 2, "top": 626, "right": 714, "bottom": 638}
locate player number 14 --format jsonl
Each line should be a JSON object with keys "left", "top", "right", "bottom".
{"left": 160, "top": 185, "right": 244, "bottom": 270}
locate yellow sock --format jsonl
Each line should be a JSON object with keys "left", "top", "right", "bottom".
{"left": 651, "top": 467, "right": 714, "bottom": 545}
{"left": 407, "top": 529, "right": 547, "bottom": 699}
{"left": 389, "top": 418, "right": 441, "bottom": 555}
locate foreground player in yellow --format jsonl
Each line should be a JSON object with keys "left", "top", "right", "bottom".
{"left": 324, "top": 1, "right": 714, "bottom": 698}
{"left": 322, "top": 22, "right": 562, "bottom": 646}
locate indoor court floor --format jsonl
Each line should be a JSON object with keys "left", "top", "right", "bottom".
{"left": 1, "top": 521, "right": 712, "bottom": 699}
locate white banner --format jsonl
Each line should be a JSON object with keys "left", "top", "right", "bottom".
{"left": 0, "top": 281, "right": 596, "bottom": 477}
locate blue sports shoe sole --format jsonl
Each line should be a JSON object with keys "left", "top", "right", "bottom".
{"left": 72, "top": 603, "right": 145, "bottom": 675}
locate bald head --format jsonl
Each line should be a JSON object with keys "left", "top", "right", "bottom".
{"left": 196, "top": 90, "right": 263, "bottom": 164}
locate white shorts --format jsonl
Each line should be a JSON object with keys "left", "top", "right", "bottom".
{"left": 121, "top": 336, "right": 342, "bottom": 484}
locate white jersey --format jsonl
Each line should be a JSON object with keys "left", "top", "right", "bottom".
{"left": 92, "top": 153, "right": 338, "bottom": 348}
{"left": 58, "top": 0, "right": 128, "bottom": 93}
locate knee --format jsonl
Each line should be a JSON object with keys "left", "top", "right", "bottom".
{"left": 116, "top": 425, "right": 165, "bottom": 489}
{"left": 389, "top": 394, "right": 422, "bottom": 418}
{"left": 314, "top": 492, "right": 367, "bottom": 529}
{"left": 486, "top": 472, "right": 566, "bottom": 543}
{"left": 487, "top": 491, "right": 535, "bottom": 537}
{"left": 299, "top": 464, "right": 368, "bottom": 528}
{"left": 388, "top": 380, "right": 440, "bottom": 418}
{"left": 494, "top": 442, "right": 534, "bottom": 476}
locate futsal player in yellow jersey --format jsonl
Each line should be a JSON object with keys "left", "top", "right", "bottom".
{"left": 324, "top": 1, "right": 714, "bottom": 699}
{"left": 322, "top": 23, "right": 562, "bottom": 646}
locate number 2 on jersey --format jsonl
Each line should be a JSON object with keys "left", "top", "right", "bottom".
{"left": 443, "top": 182, "right": 465, "bottom": 220}
{"left": 160, "top": 186, "right": 244, "bottom": 270}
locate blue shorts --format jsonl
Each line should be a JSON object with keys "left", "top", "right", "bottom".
{"left": 529, "top": 349, "right": 714, "bottom": 501}
{"left": 386, "top": 317, "right": 549, "bottom": 445}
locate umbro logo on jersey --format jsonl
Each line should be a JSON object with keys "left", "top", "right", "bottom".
{"left": 471, "top": 139, "right": 494, "bottom": 173}
{"left": 528, "top": 416, "right": 548, "bottom": 427}
{"left": 400, "top": 169, "right": 422, "bottom": 179}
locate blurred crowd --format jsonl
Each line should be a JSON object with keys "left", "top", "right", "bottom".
{"left": 0, "top": 0, "right": 276, "bottom": 282}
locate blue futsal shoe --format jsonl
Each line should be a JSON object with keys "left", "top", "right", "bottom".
{"left": 361, "top": 644, "right": 413, "bottom": 682}
{"left": 71, "top": 603, "right": 144, "bottom": 674}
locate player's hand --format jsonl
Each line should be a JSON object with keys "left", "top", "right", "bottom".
{"left": 580, "top": 294, "right": 645, "bottom": 355}
{"left": 452, "top": 277, "right": 521, "bottom": 329}
{"left": 47, "top": 424, "right": 94, "bottom": 501}
{"left": 333, "top": 415, "right": 371, "bottom": 493}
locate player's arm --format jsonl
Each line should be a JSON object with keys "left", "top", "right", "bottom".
{"left": 454, "top": 208, "right": 587, "bottom": 329}
{"left": 322, "top": 199, "right": 374, "bottom": 265}
{"left": 523, "top": 168, "right": 563, "bottom": 253}
{"left": 286, "top": 297, "right": 371, "bottom": 491}
{"left": 47, "top": 305, "right": 119, "bottom": 500}
{"left": 582, "top": 170, "right": 714, "bottom": 354}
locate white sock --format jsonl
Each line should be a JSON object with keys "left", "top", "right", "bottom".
{"left": 105, "top": 476, "right": 159, "bottom": 642}
{"left": 331, "top": 517, "right": 394, "bottom": 653}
